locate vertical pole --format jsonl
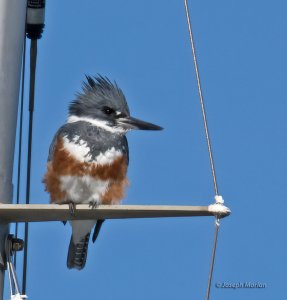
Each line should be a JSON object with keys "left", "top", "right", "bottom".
{"left": 0, "top": 1, "right": 27, "bottom": 299}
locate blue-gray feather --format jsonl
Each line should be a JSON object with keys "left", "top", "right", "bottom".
{"left": 69, "top": 75, "right": 130, "bottom": 119}
{"left": 48, "top": 121, "right": 129, "bottom": 163}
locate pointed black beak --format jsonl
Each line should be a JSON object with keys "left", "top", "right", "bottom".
{"left": 117, "top": 116, "right": 163, "bottom": 131}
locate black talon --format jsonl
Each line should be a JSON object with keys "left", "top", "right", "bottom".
{"left": 89, "top": 201, "right": 98, "bottom": 209}
{"left": 69, "top": 202, "right": 76, "bottom": 216}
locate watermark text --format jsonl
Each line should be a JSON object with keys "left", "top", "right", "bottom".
{"left": 215, "top": 282, "right": 267, "bottom": 289}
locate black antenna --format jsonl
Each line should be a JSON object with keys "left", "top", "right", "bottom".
{"left": 14, "top": 26, "right": 26, "bottom": 270}
{"left": 22, "top": 0, "right": 46, "bottom": 296}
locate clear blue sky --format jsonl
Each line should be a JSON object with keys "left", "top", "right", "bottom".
{"left": 7, "top": 0, "right": 286, "bottom": 299}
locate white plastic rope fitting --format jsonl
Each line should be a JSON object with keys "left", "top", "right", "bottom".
{"left": 214, "top": 195, "right": 224, "bottom": 204}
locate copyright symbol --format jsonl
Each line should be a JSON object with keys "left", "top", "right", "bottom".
{"left": 215, "top": 283, "right": 221, "bottom": 288}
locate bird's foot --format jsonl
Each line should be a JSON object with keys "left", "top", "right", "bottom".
{"left": 89, "top": 201, "right": 98, "bottom": 209}
{"left": 69, "top": 202, "right": 76, "bottom": 216}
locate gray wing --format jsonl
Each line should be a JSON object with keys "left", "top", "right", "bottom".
{"left": 47, "top": 126, "right": 64, "bottom": 162}
{"left": 122, "top": 135, "right": 129, "bottom": 165}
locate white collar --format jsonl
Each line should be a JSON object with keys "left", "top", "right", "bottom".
{"left": 67, "top": 115, "right": 127, "bottom": 134}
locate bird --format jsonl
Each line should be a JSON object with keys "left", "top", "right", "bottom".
{"left": 43, "top": 75, "right": 162, "bottom": 270}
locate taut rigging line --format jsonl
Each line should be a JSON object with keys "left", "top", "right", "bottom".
{"left": 183, "top": 1, "right": 225, "bottom": 300}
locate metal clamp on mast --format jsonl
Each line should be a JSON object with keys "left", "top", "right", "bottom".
{"left": 5, "top": 235, "right": 25, "bottom": 300}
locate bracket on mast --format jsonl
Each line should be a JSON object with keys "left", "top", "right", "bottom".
{"left": 5, "top": 235, "right": 26, "bottom": 300}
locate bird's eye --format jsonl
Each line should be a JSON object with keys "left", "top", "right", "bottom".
{"left": 103, "top": 107, "right": 114, "bottom": 115}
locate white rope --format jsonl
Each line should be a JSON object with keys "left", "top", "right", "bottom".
{"left": 183, "top": 0, "right": 219, "bottom": 196}
{"left": 183, "top": 1, "right": 225, "bottom": 299}
{"left": 205, "top": 218, "right": 220, "bottom": 300}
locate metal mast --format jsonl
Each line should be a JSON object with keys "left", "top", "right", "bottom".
{"left": 0, "top": 1, "right": 27, "bottom": 299}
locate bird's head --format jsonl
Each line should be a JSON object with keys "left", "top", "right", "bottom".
{"left": 68, "top": 75, "right": 162, "bottom": 133}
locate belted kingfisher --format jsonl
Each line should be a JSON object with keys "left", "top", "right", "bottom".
{"left": 43, "top": 75, "right": 162, "bottom": 270}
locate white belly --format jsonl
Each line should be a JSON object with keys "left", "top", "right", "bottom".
{"left": 60, "top": 175, "right": 109, "bottom": 204}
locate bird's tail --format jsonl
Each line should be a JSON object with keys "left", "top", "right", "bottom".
{"left": 67, "top": 220, "right": 105, "bottom": 270}
{"left": 67, "top": 232, "right": 90, "bottom": 270}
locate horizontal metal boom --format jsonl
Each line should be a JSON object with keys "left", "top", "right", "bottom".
{"left": 0, "top": 204, "right": 230, "bottom": 223}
